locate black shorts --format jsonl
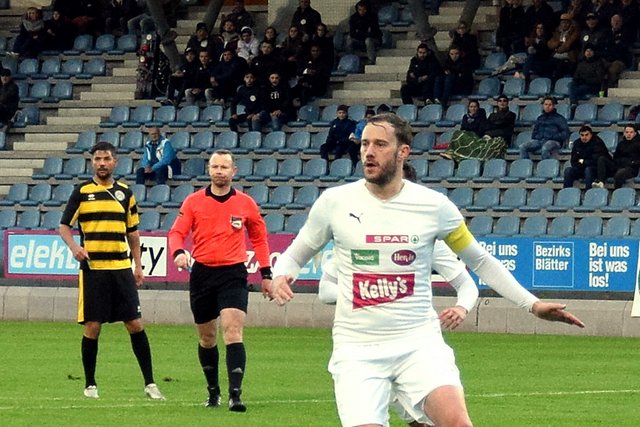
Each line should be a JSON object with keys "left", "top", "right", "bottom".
{"left": 189, "top": 262, "right": 249, "bottom": 325}
{"left": 78, "top": 268, "right": 141, "bottom": 324}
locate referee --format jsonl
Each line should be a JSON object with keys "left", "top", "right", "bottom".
{"left": 59, "top": 141, "right": 164, "bottom": 401}
{"left": 168, "top": 149, "right": 272, "bottom": 412}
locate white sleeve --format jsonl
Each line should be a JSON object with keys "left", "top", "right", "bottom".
{"left": 448, "top": 269, "right": 478, "bottom": 313}
{"left": 272, "top": 235, "right": 319, "bottom": 279}
{"left": 318, "top": 257, "right": 338, "bottom": 305}
{"left": 456, "top": 239, "right": 539, "bottom": 311}
{"left": 432, "top": 240, "right": 466, "bottom": 281}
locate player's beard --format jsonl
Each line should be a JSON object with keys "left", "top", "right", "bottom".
{"left": 364, "top": 150, "right": 399, "bottom": 187}
{"left": 95, "top": 168, "right": 112, "bottom": 181}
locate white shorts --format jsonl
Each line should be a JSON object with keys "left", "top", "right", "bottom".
{"left": 328, "top": 331, "right": 462, "bottom": 427}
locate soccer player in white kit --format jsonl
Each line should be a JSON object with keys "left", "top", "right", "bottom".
{"left": 270, "top": 113, "right": 584, "bottom": 427}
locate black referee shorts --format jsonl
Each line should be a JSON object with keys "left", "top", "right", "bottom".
{"left": 189, "top": 262, "right": 249, "bottom": 325}
{"left": 78, "top": 268, "right": 141, "bottom": 324}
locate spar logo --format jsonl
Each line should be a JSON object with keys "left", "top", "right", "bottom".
{"left": 352, "top": 273, "right": 415, "bottom": 309}
{"left": 391, "top": 250, "right": 416, "bottom": 266}
{"left": 366, "top": 235, "right": 409, "bottom": 244}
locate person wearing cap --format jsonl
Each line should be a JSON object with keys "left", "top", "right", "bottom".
{"left": 520, "top": 96, "right": 570, "bottom": 160}
{"left": 0, "top": 69, "right": 19, "bottom": 126}
{"left": 400, "top": 43, "right": 441, "bottom": 106}
{"left": 485, "top": 95, "right": 516, "bottom": 146}
{"left": 290, "top": 0, "right": 322, "bottom": 42}
{"left": 187, "top": 22, "right": 223, "bottom": 64}
{"left": 163, "top": 46, "right": 198, "bottom": 106}
{"left": 236, "top": 26, "right": 259, "bottom": 64}
{"left": 579, "top": 12, "right": 607, "bottom": 53}
{"left": 547, "top": 13, "right": 580, "bottom": 80}
{"left": 320, "top": 104, "right": 357, "bottom": 165}
{"left": 569, "top": 43, "right": 607, "bottom": 106}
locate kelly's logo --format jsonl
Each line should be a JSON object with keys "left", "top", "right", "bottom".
{"left": 391, "top": 250, "right": 416, "bottom": 266}
{"left": 351, "top": 249, "right": 379, "bottom": 265}
{"left": 352, "top": 273, "right": 415, "bottom": 309}
{"left": 366, "top": 235, "right": 409, "bottom": 244}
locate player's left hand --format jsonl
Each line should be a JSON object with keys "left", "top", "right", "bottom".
{"left": 271, "top": 275, "right": 295, "bottom": 306}
{"left": 439, "top": 305, "right": 468, "bottom": 330}
{"left": 531, "top": 302, "right": 585, "bottom": 328}
{"left": 134, "top": 265, "right": 144, "bottom": 287}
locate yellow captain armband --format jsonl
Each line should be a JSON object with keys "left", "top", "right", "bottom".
{"left": 443, "top": 222, "right": 474, "bottom": 253}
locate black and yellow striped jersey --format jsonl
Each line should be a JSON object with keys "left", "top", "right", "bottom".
{"left": 60, "top": 179, "right": 139, "bottom": 270}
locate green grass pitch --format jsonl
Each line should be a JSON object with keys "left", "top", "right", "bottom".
{"left": 0, "top": 321, "right": 639, "bottom": 426}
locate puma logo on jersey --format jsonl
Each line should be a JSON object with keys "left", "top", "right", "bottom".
{"left": 352, "top": 273, "right": 415, "bottom": 309}
{"left": 349, "top": 212, "right": 363, "bottom": 223}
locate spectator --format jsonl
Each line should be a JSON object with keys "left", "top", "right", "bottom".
{"left": 220, "top": 0, "right": 255, "bottom": 35}
{"left": 433, "top": 46, "right": 474, "bottom": 107}
{"left": 136, "top": 127, "right": 181, "bottom": 185}
{"left": 206, "top": 47, "right": 248, "bottom": 105}
{"left": 69, "top": 0, "right": 103, "bottom": 36}
{"left": 615, "top": 0, "right": 640, "bottom": 45}
{"left": 566, "top": 0, "right": 592, "bottom": 26}
{"left": 520, "top": 96, "right": 570, "bottom": 159}
{"left": 236, "top": 26, "right": 260, "bottom": 64}
{"left": 460, "top": 100, "right": 487, "bottom": 136}
{"left": 569, "top": 44, "right": 607, "bottom": 106}
{"left": 346, "top": 0, "right": 382, "bottom": 65}
{"left": 250, "top": 41, "right": 285, "bottom": 87}
{"left": 497, "top": 0, "right": 527, "bottom": 57}
{"left": 184, "top": 49, "right": 215, "bottom": 106}
{"left": 524, "top": 0, "right": 556, "bottom": 35}
{"left": 163, "top": 47, "right": 198, "bottom": 106}
{"left": 187, "top": 22, "right": 223, "bottom": 65}
{"left": 0, "top": 69, "right": 19, "bottom": 127}
{"left": 579, "top": 13, "right": 607, "bottom": 54}
{"left": 593, "top": 125, "right": 640, "bottom": 188}
{"left": 291, "top": 0, "right": 322, "bottom": 42}
{"left": 349, "top": 108, "right": 375, "bottom": 147}
{"left": 228, "top": 71, "right": 263, "bottom": 132}
{"left": 563, "top": 125, "right": 610, "bottom": 190}
{"left": 104, "top": 0, "right": 140, "bottom": 36}
{"left": 218, "top": 19, "right": 240, "bottom": 53}
{"left": 600, "top": 14, "right": 633, "bottom": 95}
{"left": 547, "top": 13, "right": 580, "bottom": 80}
{"left": 292, "top": 43, "right": 331, "bottom": 107}
{"left": 43, "top": 9, "right": 74, "bottom": 52}
{"left": 257, "top": 72, "right": 291, "bottom": 132}
{"left": 449, "top": 20, "right": 481, "bottom": 70}
{"left": 320, "top": 104, "right": 357, "bottom": 165}
{"left": 280, "top": 25, "right": 307, "bottom": 80}
{"left": 485, "top": 94, "right": 516, "bottom": 146}
{"left": 11, "top": 7, "right": 46, "bottom": 58}
{"left": 400, "top": 43, "right": 441, "bottom": 105}
{"left": 261, "top": 26, "right": 279, "bottom": 47}
{"left": 518, "top": 22, "right": 554, "bottom": 80}
{"left": 591, "top": 0, "right": 617, "bottom": 27}
{"left": 311, "top": 23, "right": 335, "bottom": 71}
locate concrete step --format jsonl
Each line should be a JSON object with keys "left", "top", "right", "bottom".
{"left": 124, "top": 59, "right": 139, "bottom": 68}
{"left": 0, "top": 168, "right": 36, "bottom": 177}
{"left": 621, "top": 71, "right": 640, "bottom": 79}
{"left": 617, "top": 80, "right": 640, "bottom": 89}
{"left": 80, "top": 91, "right": 135, "bottom": 101}
{"left": 47, "top": 116, "right": 103, "bottom": 126}
{"left": 0, "top": 159, "right": 45, "bottom": 168}
{"left": 13, "top": 141, "right": 69, "bottom": 151}
{"left": 318, "top": 97, "right": 403, "bottom": 107}
{"left": 24, "top": 133, "right": 78, "bottom": 143}
{"left": 0, "top": 185, "right": 9, "bottom": 196}
{"left": 57, "top": 108, "right": 111, "bottom": 117}
{"left": 331, "top": 88, "right": 393, "bottom": 98}
{"left": 91, "top": 83, "right": 137, "bottom": 92}
{"left": 364, "top": 64, "right": 406, "bottom": 74}
{"left": 58, "top": 99, "right": 151, "bottom": 109}
{"left": 113, "top": 67, "right": 138, "bottom": 77}
{"left": 607, "top": 88, "right": 640, "bottom": 98}
{"left": 343, "top": 81, "right": 401, "bottom": 91}
{"left": 344, "top": 72, "right": 405, "bottom": 81}
{"left": 376, "top": 55, "right": 413, "bottom": 66}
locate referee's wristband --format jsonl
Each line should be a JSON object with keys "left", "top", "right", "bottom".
{"left": 260, "top": 267, "right": 273, "bottom": 280}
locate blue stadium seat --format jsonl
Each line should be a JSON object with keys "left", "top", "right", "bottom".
{"left": 414, "top": 104, "right": 442, "bottom": 126}
{"left": 12, "top": 106, "right": 40, "bottom": 127}
{"left": 41, "top": 210, "right": 63, "bottom": 230}
{"left": 411, "top": 132, "right": 435, "bottom": 155}
{"left": 469, "top": 77, "right": 500, "bottom": 101}
{"left": 575, "top": 216, "right": 603, "bottom": 237}
{"left": 99, "top": 131, "right": 120, "bottom": 147}
{"left": 48, "top": 81, "right": 73, "bottom": 102}
{"left": 1, "top": 56, "right": 17, "bottom": 75}
{"left": 520, "top": 77, "right": 551, "bottom": 100}
{"left": 435, "top": 103, "right": 466, "bottom": 127}
{"left": 139, "top": 211, "right": 161, "bottom": 231}
{"left": 378, "top": 4, "right": 399, "bottom": 25}
{"left": 568, "top": 103, "right": 597, "bottom": 126}
{"left": 500, "top": 158, "right": 533, "bottom": 183}
{"left": 100, "top": 105, "right": 130, "bottom": 128}
{"left": 468, "top": 215, "right": 493, "bottom": 236}
{"left": 335, "top": 54, "right": 360, "bottom": 75}
{"left": 467, "top": 187, "right": 500, "bottom": 212}
{"left": 171, "top": 105, "right": 200, "bottom": 127}
{"left": 138, "top": 184, "right": 170, "bottom": 208}
{"left": 547, "top": 216, "right": 576, "bottom": 237}
{"left": 264, "top": 212, "right": 285, "bottom": 233}
{"left": 447, "top": 159, "right": 481, "bottom": 183}
{"left": 0, "top": 183, "right": 29, "bottom": 206}
{"left": 193, "top": 105, "right": 224, "bottom": 127}
{"left": 521, "top": 216, "right": 548, "bottom": 236}
{"left": 160, "top": 211, "right": 179, "bottom": 231}
{"left": 551, "top": 77, "right": 572, "bottom": 99}
{"left": 421, "top": 159, "right": 454, "bottom": 183}
{"left": 433, "top": 131, "right": 453, "bottom": 151}
{"left": 264, "top": 185, "right": 295, "bottom": 209}
{"left": 410, "top": 158, "right": 428, "bottom": 178}
{"left": 547, "top": 187, "right": 581, "bottom": 213}
{"left": 235, "top": 131, "right": 262, "bottom": 154}
{"left": 81, "top": 57, "right": 106, "bottom": 77}
{"left": 516, "top": 104, "right": 542, "bottom": 126}
{"left": 89, "top": 34, "right": 115, "bottom": 55}
{"left": 183, "top": 131, "right": 214, "bottom": 154}
{"left": 173, "top": 158, "right": 205, "bottom": 181}
{"left": 0, "top": 209, "right": 17, "bottom": 229}
{"left": 272, "top": 158, "right": 302, "bottom": 182}
{"left": 476, "top": 52, "right": 506, "bottom": 75}
{"left": 473, "top": 158, "right": 506, "bottom": 183}
{"left": 490, "top": 216, "right": 520, "bottom": 237}
{"left": 55, "top": 157, "right": 87, "bottom": 180}
{"left": 113, "top": 157, "right": 133, "bottom": 179}
{"left": 245, "top": 158, "right": 278, "bottom": 182}
{"left": 148, "top": 105, "right": 176, "bottom": 126}
{"left": 246, "top": 185, "right": 269, "bottom": 205}
{"left": 117, "top": 34, "right": 138, "bottom": 52}
{"left": 509, "top": 131, "right": 532, "bottom": 155}
{"left": 304, "top": 131, "right": 329, "bottom": 155}
{"left": 288, "top": 186, "right": 319, "bottom": 210}
{"left": 320, "top": 158, "right": 352, "bottom": 182}
{"left": 602, "top": 187, "right": 636, "bottom": 213}
{"left": 22, "top": 81, "right": 51, "bottom": 103}
{"left": 33, "top": 157, "right": 63, "bottom": 180}
{"left": 598, "top": 130, "right": 618, "bottom": 152}
{"left": 312, "top": 104, "right": 338, "bottom": 127}
{"left": 603, "top": 217, "right": 630, "bottom": 238}
{"left": 56, "top": 58, "right": 84, "bottom": 78}
{"left": 592, "top": 102, "right": 624, "bottom": 127}
{"left": 396, "top": 104, "right": 417, "bottom": 122}
{"left": 234, "top": 158, "right": 254, "bottom": 181}
{"left": 131, "top": 184, "right": 146, "bottom": 204}
{"left": 555, "top": 103, "right": 571, "bottom": 120}
{"left": 123, "top": 105, "right": 153, "bottom": 128}
{"left": 43, "top": 183, "right": 75, "bottom": 207}
{"left": 163, "top": 183, "right": 194, "bottom": 208}
{"left": 17, "top": 210, "right": 41, "bottom": 229}
{"left": 574, "top": 188, "right": 608, "bottom": 213}
{"left": 15, "top": 58, "right": 39, "bottom": 80}
{"left": 494, "top": 187, "right": 527, "bottom": 212}
{"left": 284, "top": 212, "right": 308, "bottom": 234}
{"left": 281, "top": 131, "right": 310, "bottom": 154}
{"left": 448, "top": 187, "right": 474, "bottom": 209}
{"left": 520, "top": 187, "right": 554, "bottom": 212}
{"left": 118, "top": 130, "right": 143, "bottom": 154}
{"left": 169, "top": 131, "right": 190, "bottom": 152}
{"left": 257, "top": 131, "right": 286, "bottom": 154}
{"left": 214, "top": 130, "right": 238, "bottom": 151}
{"left": 296, "top": 158, "right": 328, "bottom": 181}
{"left": 291, "top": 104, "right": 320, "bottom": 126}
{"left": 348, "top": 104, "right": 367, "bottom": 122}
{"left": 526, "top": 158, "right": 559, "bottom": 183}
{"left": 502, "top": 77, "right": 525, "bottom": 98}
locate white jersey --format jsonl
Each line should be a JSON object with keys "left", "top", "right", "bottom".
{"left": 296, "top": 179, "right": 464, "bottom": 345}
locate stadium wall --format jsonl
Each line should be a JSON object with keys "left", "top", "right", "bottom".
{"left": 2, "top": 286, "right": 639, "bottom": 337}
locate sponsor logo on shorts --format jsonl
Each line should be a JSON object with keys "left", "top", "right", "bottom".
{"left": 351, "top": 249, "right": 379, "bottom": 265}
{"left": 230, "top": 216, "right": 243, "bottom": 230}
{"left": 352, "top": 273, "right": 415, "bottom": 308}
{"left": 391, "top": 250, "right": 416, "bottom": 266}
{"left": 366, "top": 234, "right": 409, "bottom": 244}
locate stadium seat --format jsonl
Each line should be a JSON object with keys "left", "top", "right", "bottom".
{"left": 603, "top": 217, "right": 630, "bottom": 238}
{"left": 118, "top": 130, "right": 143, "bottom": 154}
{"left": 378, "top": 4, "right": 399, "bottom": 25}
{"left": 1, "top": 57, "right": 17, "bottom": 76}
{"left": 284, "top": 212, "right": 308, "bottom": 234}
{"left": 20, "top": 183, "right": 52, "bottom": 207}
{"left": 308, "top": 130, "right": 329, "bottom": 154}
{"left": 15, "top": 58, "right": 39, "bottom": 80}
{"left": 113, "top": 157, "right": 133, "bottom": 179}
{"left": 41, "top": 210, "right": 63, "bottom": 230}
{"left": 520, "top": 216, "right": 548, "bottom": 236}
{"left": 171, "top": 105, "right": 200, "bottom": 127}
{"left": 117, "top": 34, "right": 138, "bottom": 53}
{"left": 448, "top": 187, "right": 474, "bottom": 209}
{"left": 56, "top": 58, "right": 84, "bottom": 78}
{"left": 100, "top": 105, "right": 130, "bottom": 128}
{"left": 0, "top": 183, "right": 29, "bottom": 206}
{"left": 396, "top": 104, "right": 417, "bottom": 122}
{"left": 55, "top": 157, "right": 87, "bottom": 180}
{"left": 288, "top": 186, "right": 319, "bottom": 210}
{"left": 568, "top": 103, "right": 597, "bottom": 126}
{"left": 295, "top": 158, "right": 328, "bottom": 181}
{"left": 160, "top": 211, "right": 179, "bottom": 231}
{"left": 0, "top": 209, "right": 17, "bottom": 229}
{"left": 22, "top": 81, "right": 51, "bottom": 103}
{"left": 246, "top": 185, "right": 269, "bottom": 205}
{"left": 12, "top": 106, "right": 40, "bottom": 127}
{"left": 88, "top": 34, "right": 115, "bottom": 54}
{"left": 291, "top": 104, "right": 320, "bottom": 126}
{"left": 139, "top": 211, "right": 161, "bottom": 231}
{"left": 348, "top": 104, "right": 367, "bottom": 122}
{"left": 257, "top": 131, "right": 286, "bottom": 154}
{"left": 413, "top": 104, "right": 442, "bottom": 126}
{"left": 516, "top": 104, "right": 542, "bottom": 126}
{"left": 43, "top": 183, "right": 74, "bottom": 207}
{"left": 234, "top": 157, "right": 254, "bottom": 181}
{"left": 410, "top": 158, "right": 428, "bottom": 178}
{"left": 473, "top": 158, "right": 506, "bottom": 183}
{"left": 547, "top": 187, "right": 581, "bottom": 212}
{"left": 245, "top": 158, "right": 278, "bottom": 182}
{"left": 33, "top": 157, "right": 63, "bottom": 180}
{"left": 520, "top": 77, "right": 551, "bottom": 100}
{"left": 421, "top": 159, "right": 454, "bottom": 183}
{"left": 502, "top": 78, "right": 525, "bottom": 98}
{"left": 526, "top": 158, "right": 559, "bottom": 183}
{"left": 433, "top": 131, "right": 454, "bottom": 152}
{"left": 281, "top": 131, "right": 310, "bottom": 154}
{"left": 520, "top": 187, "right": 554, "bottom": 212}
{"left": 547, "top": 216, "right": 575, "bottom": 237}
{"left": 193, "top": 105, "right": 224, "bottom": 127}
{"left": 592, "top": 102, "right": 624, "bottom": 127}
{"left": 469, "top": 77, "right": 500, "bottom": 101}
{"left": 411, "top": 132, "right": 435, "bottom": 155}
{"left": 435, "top": 103, "right": 466, "bottom": 127}
{"left": 320, "top": 158, "right": 353, "bottom": 182}
{"left": 264, "top": 212, "right": 285, "bottom": 233}
{"left": 138, "top": 184, "right": 171, "bottom": 208}
{"left": 163, "top": 183, "right": 194, "bottom": 208}
{"left": 500, "top": 159, "right": 533, "bottom": 183}
{"left": 575, "top": 216, "right": 603, "bottom": 238}
{"left": 490, "top": 216, "right": 520, "bottom": 237}
{"left": 148, "top": 105, "right": 176, "bottom": 126}
{"left": 169, "top": 131, "right": 190, "bottom": 152}
{"left": 468, "top": 215, "right": 493, "bottom": 236}
{"left": 81, "top": 57, "right": 106, "bottom": 77}
{"left": 602, "top": 187, "right": 636, "bottom": 213}
{"left": 447, "top": 159, "right": 481, "bottom": 183}
{"left": 183, "top": 131, "right": 214, "bottom": 154}
{"left": 598, "top": 130, "right": 618, "bottom": 152}
{"left": 494, "top": 187, "right": 527, "bottom": 212}
{"left": 312, "top": 104, "right": 338, "bottom": 127}
{"left": 123, "top": 105, "right": 153, "bottom": 128}
{"left": 47, "top": 81, "right": 73, "bottom": 102}
{"left": 467, "top": 187, "right": 500, "bottom": 212}
{"left": 173, "top": 158, "right": 205, "bottom": 181}
{"left": 131, "top": 184, "right": 146, "bottom": 204}
{"left": 272, "top": 158, "right": 302, "bottom": 182}
{"left": 476, "top": 52, "right": 506, "bottom": 75}
{"left": 551, "top": 77, "right": 572, "bottom": 99}
{"left": 235, "top": 131, "right": 262, "bottom": 154}
{"left": 263, "top": 185, "right": 294, "bottom": 209}
{"left": 99, "top": 131, "right": 120, "bottom": 147}
{"left": 17, "top": 210, "right": 41, "bottom": 229}
{"left": 214, "top": 130, "right": 238, "bottom": 151}
{"left": 574, "top": 188, "right": 608, "bottom": 213}
{"left": 335, "top": 54, "right": 360, "bottom": 75}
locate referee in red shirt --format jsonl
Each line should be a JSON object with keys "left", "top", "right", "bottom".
{"left": 169, "top": 149, "right": 272, "bottom": 412}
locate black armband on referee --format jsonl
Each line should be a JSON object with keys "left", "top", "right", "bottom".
{"left": 260, "top": 267, "right": 273, "bottom": 280}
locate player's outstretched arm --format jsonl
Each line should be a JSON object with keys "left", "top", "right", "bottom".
{"left": 531, "top": 302, "right": 585, "bottom": 328}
